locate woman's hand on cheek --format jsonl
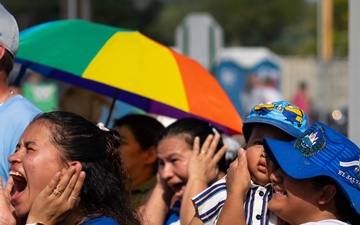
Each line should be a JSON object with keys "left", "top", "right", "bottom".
{"left": 188, "top": 134, "right": 227, "bottom": 184}
{"left": 155, "top": 172, "right": 174, "bottom": 204}
{"left": 226, "top": 148, "right": 251, "bottom": 201}
{"left": 0, "top": 176, "right": 17, "bottom": 225}
{"left": 26, "top": 164, "right": 86, "bottom": 225}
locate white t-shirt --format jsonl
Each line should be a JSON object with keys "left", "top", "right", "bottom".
{"left": 302, "top": 219, "right": 350, "bottom": 225}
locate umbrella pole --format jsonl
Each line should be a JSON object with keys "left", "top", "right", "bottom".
{"left": 105, "top": 89, "right": 119, "bottom": 127}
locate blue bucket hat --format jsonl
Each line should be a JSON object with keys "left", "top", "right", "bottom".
{"left": 264, "top": 122, "right": 360, "bottom": 214}
{"left": 242, "top": 101, "right": 310, "bottom": 141}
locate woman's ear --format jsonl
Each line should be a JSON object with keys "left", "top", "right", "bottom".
{"left": 62, "top": 161, "right": 82, "bottom": 174}
{"left": 143, "top": 146, "right": 157, "bottom": 165}
{"left": 318, "top": 184, "right": 337, "bottom": 205}
{"left": 0, "top": 44, "right": 5, "bottom": 59}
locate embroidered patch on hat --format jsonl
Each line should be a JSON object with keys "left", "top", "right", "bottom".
{"left": 294, "top": 124, "right": 326, "bottom": 156}
{"left": 339, "top": 155, "right": 360, "bottom": 174}
{"left": 338, "top": 155, "right": 360, "bottom": 189}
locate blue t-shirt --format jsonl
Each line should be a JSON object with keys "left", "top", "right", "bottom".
{"left": 0, "top": 95, "right": 41, "bottom": 184}
{"left": 82, "top": 216, "right": 119, "bottom": 225}
{"left": 165, "top": 200, "right": 181, "bottom": 225}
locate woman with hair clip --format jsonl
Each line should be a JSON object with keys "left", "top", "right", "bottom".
{"left": 139, "top": 118, "right": 228, "bottom": 225}
{"left": 0, "top": 111, "right": 141, "bottom": 225}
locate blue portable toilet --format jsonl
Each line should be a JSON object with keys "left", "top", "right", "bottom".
{"left": 214, "top": 47, "right": 281, "bottom": 118}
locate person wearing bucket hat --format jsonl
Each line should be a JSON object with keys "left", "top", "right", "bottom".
{"left": 263, "top": 122, "right": 360, "bottom": 225}
{"left": 189, "top": 101, "right": 310, "bottom": 225}
{"left": 0, "top": 3, "right": 41, "bottom": 185}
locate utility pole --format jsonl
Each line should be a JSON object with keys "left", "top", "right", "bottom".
{"left": 318, "top": 0, "right": 333, "bottom": 61}
{"left": 316, "top": 0, "right": 333, "bottom": 124}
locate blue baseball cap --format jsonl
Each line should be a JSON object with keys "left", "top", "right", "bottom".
{"left": 264, "top": 122, "right": 360, "bottom": 214}
{"left": 242, "top": 101, "right": 310, "bottom": 141}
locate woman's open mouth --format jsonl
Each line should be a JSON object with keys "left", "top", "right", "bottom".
{"left": 9, "top": 171, "right": 27, "bottom": 201}
{"left": 171, "top": 183, "right": 185, "bottom": 198}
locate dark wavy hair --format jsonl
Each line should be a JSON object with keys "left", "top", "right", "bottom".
{"left": 32, "top": 111, "right": 141, "bottom": 225}
{"left": 159, "top": 117, "right": 227, "bottom": 174}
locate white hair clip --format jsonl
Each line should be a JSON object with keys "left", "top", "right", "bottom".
{"left": 212, "top": 127, "right": 219, "bottom": 134}
{"left": 96, "top": 122, "right": 110, "bottom": 131}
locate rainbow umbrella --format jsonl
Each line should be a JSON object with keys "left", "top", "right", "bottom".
{"left": 14, "top": 19, "right": 242, "bottom": 134}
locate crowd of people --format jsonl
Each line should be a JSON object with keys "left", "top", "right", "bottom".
{"left": 0, "top": 3, "right": 360, "bottom": 225}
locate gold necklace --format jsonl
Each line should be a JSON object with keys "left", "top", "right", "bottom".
{"left": 0, "top": 90, "right": 14, "bottom": 106}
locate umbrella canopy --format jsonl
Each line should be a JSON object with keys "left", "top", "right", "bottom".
{"left": 15, "top": 19, "right": 242, "bottom": 134}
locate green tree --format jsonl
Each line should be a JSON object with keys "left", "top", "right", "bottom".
{"left": 2, "top": 0, "right": 348, "bottom": 57}
{"left": 2, "top": 0, "right": 59, "bottom": 30}
{"left": 148, "top": 0, "right": 317, "bottom": 55}
{"left": 92, "top": 0, "right": 163, "bottom": 32}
